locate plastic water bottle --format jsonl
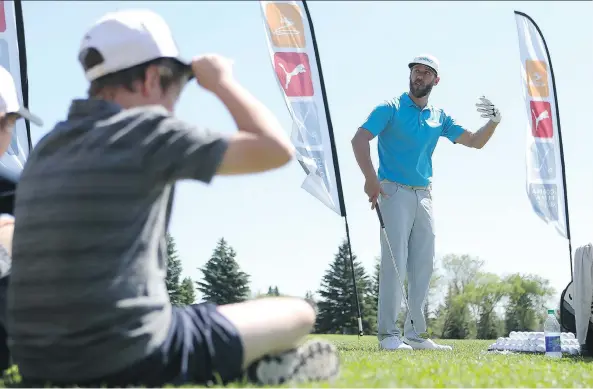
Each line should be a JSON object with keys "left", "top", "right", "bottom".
{"left": 544, "top": 309, "right": 562, "bottom": 358}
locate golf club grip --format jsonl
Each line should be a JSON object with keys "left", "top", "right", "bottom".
{"left": 375, "top": 205, "right": 385, "bottom": 228}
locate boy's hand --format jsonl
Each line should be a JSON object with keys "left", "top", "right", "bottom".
{"left": 191, "top": 54, "right": 235, "bottom": 92}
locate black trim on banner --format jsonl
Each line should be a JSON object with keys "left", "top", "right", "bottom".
{"left": 514, "top": 10, "right": 573, "bottom": 279}
{"left": 301, "top": 0, "right": 346, "bottom": 218}
{"left": 15, "top": 0, "right": 32, "bottom": 152}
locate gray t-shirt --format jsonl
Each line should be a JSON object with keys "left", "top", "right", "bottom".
{"left": 6, "top": 99, "right": 228, "bottom": 381}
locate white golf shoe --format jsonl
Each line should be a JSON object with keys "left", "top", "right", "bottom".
{"left": 247, "top": 339, "right": 340, "bottom": 385}
{"left": 402, "top": 336, "right": 452, "bottom": 350}
{"left": 379, "top": 336, "right": 413, "bottom": 351}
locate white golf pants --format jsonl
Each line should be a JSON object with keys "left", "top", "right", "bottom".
{"left": 377, "top": 180, "right": 434, "bottom": 341}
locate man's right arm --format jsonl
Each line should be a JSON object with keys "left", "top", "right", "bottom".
{"left": 351, "top": 103, "right": 392, "bottom": 180}
{"left": 351, "top": 128, "right": 377, "bottom": 181}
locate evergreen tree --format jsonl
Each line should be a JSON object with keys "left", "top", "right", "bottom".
{"left": 197, "top": 238, "right": 250, "bottom": 305}
{"left": 266, "top": 286, "right": 280, "bottom": 296}
{"left": 316, "top": 239, "right": 376, "bottom": 335}
{"left": 179, "top": 277, "right": 196, "bottom": 305}
{"left": 165, "top": 233, "right": 184, "bottom": 306}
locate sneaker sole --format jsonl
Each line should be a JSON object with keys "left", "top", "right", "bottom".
{"left": 406, "top": 346, "right": 453, "bottom": 350}
{"left": 403, "top": 337, "right": 453, "bottom": 350}
{"left": 379, "top": 346, "right": 414, "bottom": 351}
{"left": 250, "top": 339, "right": 340, "bottom": 385}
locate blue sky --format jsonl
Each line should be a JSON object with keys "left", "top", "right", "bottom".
{"left": 17, "top": 1, "right": 593, "bottom": 304}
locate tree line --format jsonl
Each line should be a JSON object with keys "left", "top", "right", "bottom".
{"left": 166, "top": 234, "right": 556, "bottom": 339}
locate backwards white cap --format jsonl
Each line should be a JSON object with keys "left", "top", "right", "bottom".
{"left": 79, "top": 9, "right": 191, "bottom": 82}
{"left": 408, "top": 54, "right": 440, "bottom": 75}
{"left": 0, "top": 66, "right": 42, "bottom": 126}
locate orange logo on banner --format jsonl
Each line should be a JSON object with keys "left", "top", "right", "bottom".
{"left": 525, "top": 60, "right": 549, "bottom": 98}
{"left": 265, "top": 3, "right": 305, "bottom": 48}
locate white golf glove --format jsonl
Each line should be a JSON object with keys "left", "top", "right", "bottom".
{"left": 476, "top": 96, "right": 501, "bottom": 123}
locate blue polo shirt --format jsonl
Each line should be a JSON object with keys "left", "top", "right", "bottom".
{"left": 360, "top": 92, "right": 466, "bottom": 187}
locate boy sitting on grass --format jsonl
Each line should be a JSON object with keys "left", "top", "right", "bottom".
{"left": 6, "top": 9, "right": 340, "bottom": 387}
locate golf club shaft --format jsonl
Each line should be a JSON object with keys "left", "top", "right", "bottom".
{"left": 375, "top": 204, "right": 420, "bottom": 337}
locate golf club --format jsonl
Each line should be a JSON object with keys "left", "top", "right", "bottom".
{"left": 375, "top": 203, "right": 422, "bottom": 338}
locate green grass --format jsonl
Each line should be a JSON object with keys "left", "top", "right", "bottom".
{"left": 306, "top": 335, "right": 593, "bottom": 388}
{"left": 3, "top": 335, "right": 593, "bottom": 387}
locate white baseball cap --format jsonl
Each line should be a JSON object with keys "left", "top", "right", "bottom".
{"left": 0, "top": 66, "right": 42, "bottom": 126}
{"left": 408, "top": 54, "right": 439, "bottom": 75}
{"left": 79, "top": 9, "right": 192, "bottom": 82}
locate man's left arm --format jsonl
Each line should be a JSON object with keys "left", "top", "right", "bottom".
{"left": 443, "top": 96, "right": 501, "bottom": 149}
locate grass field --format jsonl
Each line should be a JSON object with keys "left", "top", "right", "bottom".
{"left": 304, "top": 335, "right": 593, "bottom": 388}
{"left": 2, "top": 335, "right": 592, "bottom": 387}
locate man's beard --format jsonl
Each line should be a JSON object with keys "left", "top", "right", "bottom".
{"left": 409, "top": 79, "right": 434, "bottom": 98}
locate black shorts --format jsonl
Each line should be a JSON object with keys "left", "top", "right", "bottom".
{"left": 21, "top": 302, "right": 245, "bottom": 387}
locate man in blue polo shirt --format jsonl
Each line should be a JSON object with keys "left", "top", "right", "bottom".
{"left": 351, "top": 54, "right": 501, "bottom": 351}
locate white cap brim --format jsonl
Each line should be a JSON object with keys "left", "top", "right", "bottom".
{"left": 0, "top": 65, "right": 43, "bottom": 127}
{"left": 14, "top": 107, "right": 43, "bottom": 127}
{"left": 408, "top": 61, "right": 438, "bottom": 75}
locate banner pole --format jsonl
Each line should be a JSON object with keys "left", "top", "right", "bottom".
{"left": 14, "top": 0, "right": 32, "bottom": 152}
